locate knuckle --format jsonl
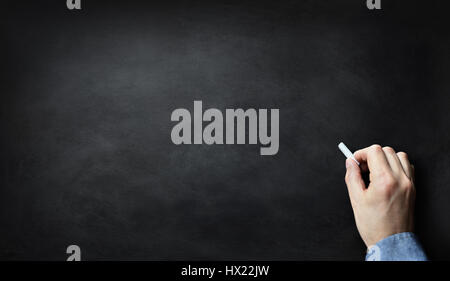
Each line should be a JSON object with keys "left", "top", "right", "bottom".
{"left": 377, "top": 177, "right": 396, "bottom": 198}
{"left": 383, "top": 146, "right": 395, "bottom": 154}
{"left": 379, "top": 184, "right": 393, "bottom": 198}
{"left": 370, "top": 144, "right": 382, "bottom": 152}
{"left": 397, "top": 151, "right": 408, "bottom": 159}
{"left": 402, "top": 178, "right": 414, "bottom": 190}
{"left": 345, "top": 172, "right": 352, "bottom": 184}
{"left": 381, "top": 173, "right": 397, "bottom": 189}
{"left": 345, "top": 173, "right": 350, "bottom": 183}
{"left": 385, "top": 179, "right": 396, "bottom": 190}
{"left": 369, "top": 145, "right": 383, "bottom": 156}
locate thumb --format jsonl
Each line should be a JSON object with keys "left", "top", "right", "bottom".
{"left": 345, "top": 158, "right": 366, "bottom": 201}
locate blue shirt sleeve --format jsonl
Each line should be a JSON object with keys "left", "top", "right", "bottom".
{"left": 365, "top": 232, "right": 428, "bottom": 261}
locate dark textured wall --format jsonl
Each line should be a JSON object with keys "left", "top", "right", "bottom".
{"left": 1, "top": 0, "right": 450, "bottom": 260}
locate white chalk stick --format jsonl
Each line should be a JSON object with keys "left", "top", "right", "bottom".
{"left": 338, "top": 142, "right": 360, "bottom": 165}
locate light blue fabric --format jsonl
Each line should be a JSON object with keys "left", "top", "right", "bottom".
{"left": 365, "top": 232, "right": 428, "bottom": 261}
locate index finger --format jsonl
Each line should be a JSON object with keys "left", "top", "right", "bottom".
{"left": 354, "top": 144, "right": 391, "bottom": 174}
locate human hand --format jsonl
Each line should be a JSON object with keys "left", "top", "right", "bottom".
{"left": 344, "top": 145, "right": 415, "bottom": 247}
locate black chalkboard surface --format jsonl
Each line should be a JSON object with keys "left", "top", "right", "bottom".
{"left": 1, "top": 0, "right": 450, "bottom": 260}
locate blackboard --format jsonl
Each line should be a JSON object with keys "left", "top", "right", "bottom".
{"left": 1, "top": 0, "right": 450, "bottom": 260}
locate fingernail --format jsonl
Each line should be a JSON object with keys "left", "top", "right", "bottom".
{"left": 345, "top": 159, "right": 351, "bottom": 169}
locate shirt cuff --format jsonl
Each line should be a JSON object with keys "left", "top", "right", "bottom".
{"left": 365, "top": 232, "right": 428, "bottom": 261}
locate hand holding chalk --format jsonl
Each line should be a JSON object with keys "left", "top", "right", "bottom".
{"left": 338, "top": 142, "right": 360, "bottom": 165}
{"left": 342, "top": 144, "right": 419, "bottom": 251}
